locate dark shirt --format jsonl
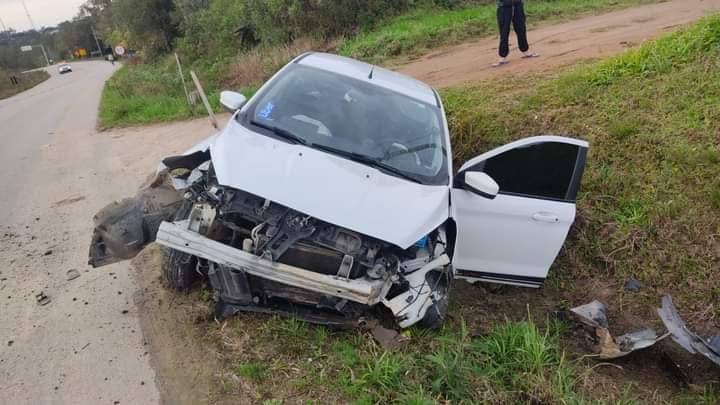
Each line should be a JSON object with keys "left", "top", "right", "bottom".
{"left": 497, "top": 0, "right": 523, "bottom": 6}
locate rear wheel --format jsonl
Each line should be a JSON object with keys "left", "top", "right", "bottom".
{"left": 162, "top": 200, "right": 199, "bottom": 291}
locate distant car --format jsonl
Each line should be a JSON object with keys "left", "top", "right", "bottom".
{"left": 58, "top": 64, "right": 72, "bottom": 74}
{"left": 88, "top": 53, "right": 589, "bottom": 329}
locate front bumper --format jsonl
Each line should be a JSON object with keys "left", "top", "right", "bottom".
{"left": 155, "top": 220, "right": 392, "bottom": 305}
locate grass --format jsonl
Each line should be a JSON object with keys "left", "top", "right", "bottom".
{"left": 186, "top": 13, "right": 720, "bottom": 404}
{"left": 98, "top": 58, "right": 226, "bottom": 128}
{"left": 339, "top": 0, "right": 661, "bottom": 64}
{"left": 0, "top": 69, "right": 49, "bottom": 99}
{"left": 208, "top": 313, "right": 591, "bottom": 404}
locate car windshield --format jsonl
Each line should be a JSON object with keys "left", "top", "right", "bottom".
{"left": 242, "top": 64, "right": 448, "bottom": 185}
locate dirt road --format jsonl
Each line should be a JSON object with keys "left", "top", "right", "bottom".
{"left": 398, "top": 0, "right": 720, "bottom": 88}
{"left": 0, "top": 61, "right": 218, "bottom": 404}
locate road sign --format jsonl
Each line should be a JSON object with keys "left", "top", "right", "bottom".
{"left": 114, "top": 46, "right": 126, "bottom": 56}
{"left": 20, "top": 45, "right": 32, "bottom": 52}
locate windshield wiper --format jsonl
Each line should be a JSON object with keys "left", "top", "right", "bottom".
{"left": 250, "top": 120, "right": 307, "bottom": 145}
{"left": 310, "top": 143, "right": 422, "bottom": 184}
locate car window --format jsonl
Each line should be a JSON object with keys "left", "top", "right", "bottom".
{"left": 242, "top": 64, "right": 448, "bottom": 185}
{"left": 476, "top": 142, "right": 581, "bottom": 201}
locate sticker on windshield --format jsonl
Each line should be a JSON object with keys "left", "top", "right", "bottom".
{"left": 257, "top": 101, "right": 275, "bottom": 119}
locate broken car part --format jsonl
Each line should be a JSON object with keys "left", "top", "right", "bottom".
{"left": 570, "top": 300, "right": 609, "bottom": 329}
{"left": 657, "top": 295, "right": 720, "bottom": 366}
{"left": 89, "top": 53, "right": 590, "bottom": 328}
{"left": 571, "top": 300, "right": 666, "bottom": 359}
{"left": 572, "top": 296, "right": 719, "bottom": 366}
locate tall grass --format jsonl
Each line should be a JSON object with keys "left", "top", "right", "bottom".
{"left": 99, "top": 58, "right": 223, "bottom": 128}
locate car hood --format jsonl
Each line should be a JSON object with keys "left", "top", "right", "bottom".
{"left": 209, "top": 119, "right": 450, "bottom": 249}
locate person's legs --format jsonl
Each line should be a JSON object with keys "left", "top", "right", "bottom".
{"left": 512, "top": 2, "right": 529, "bottom": 53}
{"left": 512, "top": 2, "right": 539, "bottom": 58}
{"left": 497, "top": 5, "right": 513, "bottom": 60}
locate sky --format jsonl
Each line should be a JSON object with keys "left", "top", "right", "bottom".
{"left": 0, "top": 0, "right": 86, "bottom": 31}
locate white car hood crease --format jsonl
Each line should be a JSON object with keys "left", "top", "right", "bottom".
{"left": 209, "top": 120, "right": 450, "bottom": 249}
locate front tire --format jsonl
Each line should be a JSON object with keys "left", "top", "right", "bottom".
{"left": 162, "top": 200, "right": 199, "bottom": 291}
{"left": 417, "top": 270, "right": 451, "bottom": 329}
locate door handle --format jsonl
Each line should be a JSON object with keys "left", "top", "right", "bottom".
{"left": 532, "top": 212, "right": 560, "bottom": 223}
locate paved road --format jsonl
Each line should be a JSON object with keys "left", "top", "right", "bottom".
{"left": 0, "top": 61, "right": 162, "bottom": 404}
{"left": 0, "top": 62, "right": 111, "bottom": 224}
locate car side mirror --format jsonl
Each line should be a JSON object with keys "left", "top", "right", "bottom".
{"left": 464, "top": 172, "right": 499, "bottom": 199}
{"left": 220, "top": 91, "right": 247, "bottom": 112}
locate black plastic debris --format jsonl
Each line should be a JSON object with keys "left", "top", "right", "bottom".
{"left": 624, "top": 278, "right": 643, "bottom": 292}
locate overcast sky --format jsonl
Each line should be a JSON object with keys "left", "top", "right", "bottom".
{"left": 0, "top": 0, "right": 86, "bottom": 31}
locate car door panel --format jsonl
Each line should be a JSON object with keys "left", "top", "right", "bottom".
{"left": 452, "top": 191, "right": 576, "bottom": 287}
{"left": 452, "top": 136, "right": 588, "bottom": 287}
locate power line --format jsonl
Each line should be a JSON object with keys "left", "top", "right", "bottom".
{"left": 20, "top": 0, "right": 37, "bottom": 31}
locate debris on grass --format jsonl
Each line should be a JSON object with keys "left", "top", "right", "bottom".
{"left": 572, "top": 296, "right": 720, "bottom": 366}
{"left": 623, "top": 278, "right": 643, "bottom": 292}
{"left": 571, "top": 300, "right": 608, "bottom": 328}
{"left": 658, "top": 295, "right": 720, "bottom": 366}
{"left": 367, "top": 320, "right": 409, "bottom": 350}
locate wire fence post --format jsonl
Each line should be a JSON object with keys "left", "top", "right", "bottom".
{"left": 190, "top": 70, "right": 218, "bottom": 129}
{"left": 174, "top": 53, "right": 192, "bottom": 108}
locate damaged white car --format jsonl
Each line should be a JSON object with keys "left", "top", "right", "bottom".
{"left": 88, "top": 53, "right": 588, "bottom": 329}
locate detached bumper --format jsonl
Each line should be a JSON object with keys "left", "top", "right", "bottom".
{"left": 155, "top": 221, "right": 391, "bottom": 305}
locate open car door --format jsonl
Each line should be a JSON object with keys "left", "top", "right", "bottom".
{"left": 451, "top": 136, "right": 588, "bottom": 287}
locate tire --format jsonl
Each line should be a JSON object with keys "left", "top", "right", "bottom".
{"left": 162, "top": 200, "right": 199, "bottom": 291}
{"left": 418, "top": 270, "right": 450, "bottom": 330}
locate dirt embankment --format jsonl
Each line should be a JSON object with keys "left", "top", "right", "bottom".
{"left": 398, "top": 0, "right": 720, "bottom": 88}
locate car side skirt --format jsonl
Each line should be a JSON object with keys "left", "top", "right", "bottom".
{"left": 156, "top": 220, "right": 392, "bottom": 305}
{"left": 454, "top": 269, "right": 544, "bottom": 288}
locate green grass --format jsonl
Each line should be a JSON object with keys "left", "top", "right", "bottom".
{"left": 210, "top": 314, "right": 592, "bottom": 404}
{"left": 234, "top": 362, "right": 267, "bottom": 381}
{"left": 0, "top": 69, "right": 49, "bottom": 99}
{"left": 98, "top": 58, "right": 226, "bottom": 128}
{"left": 339, "top": 0, "right": 660, "bottom": 64}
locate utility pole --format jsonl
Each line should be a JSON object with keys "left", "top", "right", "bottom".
{"left": 91, "top": 25, "right": 103, "bottom": 56}
{"left": 21, "top": 0, "right": 37, "bottom": 31}
{"left": 37, "top": 44, "right": 50, "bottom": 66}
{"left": 0, "top": 16, "right": 7, "bottom": 32}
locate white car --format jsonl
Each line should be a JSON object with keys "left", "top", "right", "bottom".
{"left": 58, "top": 64, "right": 72, "bottom": 74}
{"left": 89, "top": 53, "right": 588, "bottom": 329}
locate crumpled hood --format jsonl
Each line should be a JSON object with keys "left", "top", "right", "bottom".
{"left": 209, "top": 119, "right": 449, "bottom": 249}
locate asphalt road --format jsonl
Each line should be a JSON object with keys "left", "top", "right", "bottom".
{"left": 0, "top": 61, "right": 162, "bottom": 404}
{"left": 0, "top": 62, "right": 116, "bottom": 225}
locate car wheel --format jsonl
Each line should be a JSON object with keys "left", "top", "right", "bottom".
{"left": 418, "top": 270, "right": 450, "bottom": 329}
{"left": 162, "top": 200, "right": 199, "bottom": 291}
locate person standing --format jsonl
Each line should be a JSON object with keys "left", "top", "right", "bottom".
{"left": 494, "top": 0, "right": 539, "bottom": 66}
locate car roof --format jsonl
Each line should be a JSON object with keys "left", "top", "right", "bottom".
{"left": 296, "top": 53, "right": 439, "bottom": 107}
